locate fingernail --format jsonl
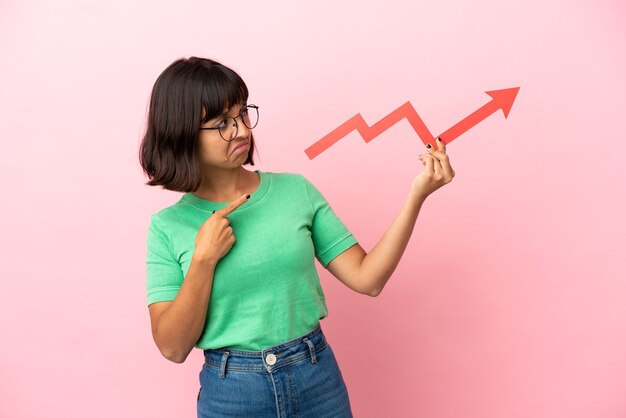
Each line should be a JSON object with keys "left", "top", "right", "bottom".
{"left": 426, "top": 144, "right": 432, "bottom": 149}
{"left": 246, "top": 194, "right": 251, "bottom": 199}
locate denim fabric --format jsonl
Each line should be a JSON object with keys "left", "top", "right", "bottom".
{"left": 197, "top": 324, "right": 353, "bottom": 418}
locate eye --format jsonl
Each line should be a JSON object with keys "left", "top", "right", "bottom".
{"left": 214, "top": 118, "right": 228, "bottom": 129}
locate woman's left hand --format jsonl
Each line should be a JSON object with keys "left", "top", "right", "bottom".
{"left": 413, "top": 137, "right": 455, "bottom": 199}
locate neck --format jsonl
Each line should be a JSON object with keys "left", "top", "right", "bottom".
{"left": 194, "top": 166, "right": 256, "bottom": 202}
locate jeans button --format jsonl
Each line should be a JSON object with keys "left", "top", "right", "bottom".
{"left": 265, "top": 353, "right": 277, "bottom": 366}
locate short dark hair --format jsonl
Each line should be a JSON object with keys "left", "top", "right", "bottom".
{"left": 139, "top": 57, "right": 256, "bottom": 192}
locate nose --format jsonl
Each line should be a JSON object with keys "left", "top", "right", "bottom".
{"left": 231, "top": 115, "right": 250, "bottom": 140}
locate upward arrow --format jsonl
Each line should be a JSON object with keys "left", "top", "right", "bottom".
{"left": 439, "top": 87, "right": 520, "bottom": 144}
{"left": 304, "top": 87, "right": 520, "bottom": 159}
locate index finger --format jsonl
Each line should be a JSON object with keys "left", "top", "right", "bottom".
{"left": 215, "top": 193, "right": 251, "bottom": 217}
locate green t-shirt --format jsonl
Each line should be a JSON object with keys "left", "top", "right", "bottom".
{"left": 145, "top": 170, "right": 358, "bottom": 350}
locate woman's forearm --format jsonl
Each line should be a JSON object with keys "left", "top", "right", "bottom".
{"left": 359, "top": 187, "right": 428, "bottom": 296}
{"left": 153, "top": 255, "right": 216, "bottom": 363}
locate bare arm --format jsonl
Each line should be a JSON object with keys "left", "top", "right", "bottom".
{"left": 327, "top": 138, "right": 455, "bottom": 296}
{"left": 149, "top": 255, "right": 217, "bottom": 363}
{"left": 327, "top": 190, "right": 426, "bottom": 296}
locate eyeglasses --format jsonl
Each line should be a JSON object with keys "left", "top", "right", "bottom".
{"left": 199, "top": 104, "right": 259, "bottom": 141}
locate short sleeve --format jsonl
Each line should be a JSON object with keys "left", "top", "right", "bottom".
{"left": 145, "top": 215, "right": 184, "bottom": 306}
{"left": 303, "top": 176, "right": 358, "bottom": 268}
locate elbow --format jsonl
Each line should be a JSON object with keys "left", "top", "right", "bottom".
{"left": 152, "top": 330, "right": 191, "bottom": 364}
{"left": 358, "top": 276, "right": 383, "bottom": 297}
{"left": 365, "top": 285, "right": 383, "bottom": 297}
{"left": 157, "top": 342, "right": 190, "bottom": 364}
{"left": 362, "top": 275, "right": 384, "bottom": 297}
{"left": 161, "top": 348, "right": 188, "bottom": 364}
{"left": 367, "top": 289, "right": 382, "bottom": 297}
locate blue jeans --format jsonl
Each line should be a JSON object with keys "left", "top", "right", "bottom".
{"left": 197, "top": 323, "right": 353, "bottom": 417}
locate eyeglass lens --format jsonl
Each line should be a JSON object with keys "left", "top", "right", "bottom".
{"left": 220, "top": 106, "right": 259, "bottom": 141}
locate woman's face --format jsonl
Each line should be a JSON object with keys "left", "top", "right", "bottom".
{"left": 197, "top": 102, "right": 252, "bottom": 169}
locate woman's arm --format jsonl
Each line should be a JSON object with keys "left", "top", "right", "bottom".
{"left": 148, "top": 194, "right": 250, "bottom": 363}
{"left": 327, "top": 138, "right": 454, "bottom": 296}
{"left": 148, "top": 255, "right": 217, "bottom": 363}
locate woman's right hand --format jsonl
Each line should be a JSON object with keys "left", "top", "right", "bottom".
{"left": 193, "top": 193, "right": 251, "bottom": 264}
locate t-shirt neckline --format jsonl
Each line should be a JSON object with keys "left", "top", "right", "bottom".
{"left": 181, "top": 170, "right": 269, "bottom": 212}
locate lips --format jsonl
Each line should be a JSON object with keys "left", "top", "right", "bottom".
{"left": 230, "top": 141, "right": 249, "bottom": 156}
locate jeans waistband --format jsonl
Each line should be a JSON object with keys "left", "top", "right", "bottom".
{"left": 203, "top": 323, "right": 326, "bottom": 376}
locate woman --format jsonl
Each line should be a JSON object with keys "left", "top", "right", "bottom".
{"left": 139, "top": 56, "right": 454, "bottom": 418}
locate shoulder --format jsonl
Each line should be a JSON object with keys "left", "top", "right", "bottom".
{"left": 262, "top": 172, "right": 329, "bottom": 212}
{"left": 264, "top": 170, "right": 308, "bottom": 183}
{"left": 262, "top": 170, "right": 312, "bottom": 191}
{"left": 148, "top": 195, "right": 189, "bottom": 233}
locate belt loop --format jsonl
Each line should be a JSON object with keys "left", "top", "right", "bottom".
{"left": 219, "top": 351, "right": 230, "bottom": 379}
{"left": 303, "top": 338, "right": 317, "bottom": 364}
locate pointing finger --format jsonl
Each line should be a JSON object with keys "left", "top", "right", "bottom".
{"left": 215, "top": 193, "right": 251, "bottom": 217}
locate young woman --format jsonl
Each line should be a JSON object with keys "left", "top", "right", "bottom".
{"left": 139, "top": 56, "right": 455, "bottom": 418}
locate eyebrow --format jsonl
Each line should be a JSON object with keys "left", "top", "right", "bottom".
{"left": 216, "top": 102, "right": 248, "bottom": 118}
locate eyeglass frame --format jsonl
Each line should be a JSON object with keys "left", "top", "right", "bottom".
{"left": 199, "top": 104, "right": 259, "bottom": 142}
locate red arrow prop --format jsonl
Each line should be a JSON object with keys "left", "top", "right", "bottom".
{"left": 304, "top": 87, "right": 520, "bottom": 159}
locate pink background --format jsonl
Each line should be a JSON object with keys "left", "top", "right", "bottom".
{"left": 1, "top": 1, "right": 625, "bottom": 417}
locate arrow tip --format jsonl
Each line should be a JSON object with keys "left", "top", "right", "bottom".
{"left": 485, "top": 87, "right": 520, "bottom": 118}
